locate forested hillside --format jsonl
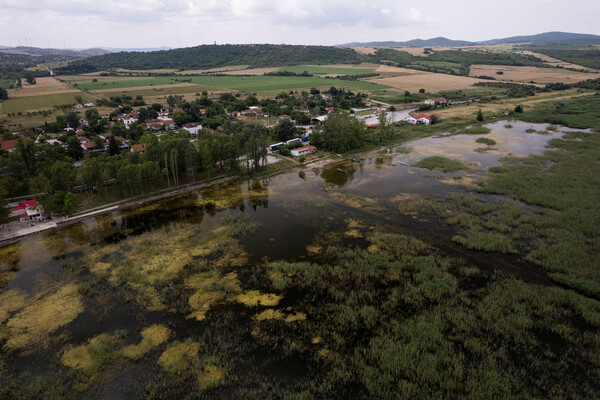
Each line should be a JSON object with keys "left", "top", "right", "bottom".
{"left": 54, "top": 44, "right": 550, "bottom": 76}
{"left": 55, "top": 44, "right": 365, "bottom": 74}
{"left": 523, "top": 46, "right": 600, "bottom": 70}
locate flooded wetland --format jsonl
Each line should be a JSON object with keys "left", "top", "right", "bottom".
{"left": 1, "top": 122, "right": 599, "bottom": 399}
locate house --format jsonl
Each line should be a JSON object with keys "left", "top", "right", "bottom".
{"left": 241, "top": 107, "right": 264, "bottom": 117}
{"left": 74, "top": 104, "right": 83, "bottom": 109}
{"left": 161, "top": 119, "right": 176, "bottom": 130}
{"left": 81, "top": 142, "right": 97, "bottom": 153}
{"left": 79, "top": 118, "right": 90, "bottom": 127}
{"left": 0, "top": 139, "right": 18, "bottom": 152}
{"left": 325, "top": 107, "right": 335, "bottom": 113}
{"left": 311, "top": 115, "right": 328, "bottom": 125}
{"left": 9, "top": 199, "right": 44, "bottom": 221}
{"left": 119, "top": 112, "right": 139, "bottom": 129}
{"left": 321, "top": 94, "right": 332, "bottom": 100}
{"left": 130, "top": 143, "right": 146, "bottom": 153}
{"left": 362, "top": 99, "right": 372, "bottom": 107}
{"left": 113, "top": 136, "right": 128, "bottom": 147}
{"left": 182, "top": 122, "right": 203, "bottom": 135}
{"left": 158, "top": 108, "right": 170, "bottom": 118}
{"left": 424, "top": 97, "right": 448, "bottom": 106}
{"left": 405, "top": 113, "right": 432, "bottom": 125}
{"left": 291, "top": 145, "right": 317, "bottom": 157}
{"left": 144, "top": 120, "right": 164, "bottom": 130}
{"left": 279, "top": 114, "right": 291, "bottom": 121}
{"left": 45, "top": 139, "right": 65, "bottom": 147}
{"left": 84, "top": 102, "right": 96, "bottom": 107}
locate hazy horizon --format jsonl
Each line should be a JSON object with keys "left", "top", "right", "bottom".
{"left": 0, "top": 0, "right": 599, "bottom": 49}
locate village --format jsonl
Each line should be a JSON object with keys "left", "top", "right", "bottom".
{"left": 0, "top": 87, "right": 456, "bottom": 226}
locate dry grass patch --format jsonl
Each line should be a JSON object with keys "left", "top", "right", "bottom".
{"left": 352, "top": 47, "right": 376, "bottom": 55}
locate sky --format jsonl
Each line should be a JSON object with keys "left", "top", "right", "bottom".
{"left": 0, "top": 0, "right": 599, "bottom": 49}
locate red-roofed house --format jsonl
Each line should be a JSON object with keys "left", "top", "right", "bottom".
{"left": 0, "top": 140, "right": 18, "bottom": 152}
{"left": 325, "top": 107, "right": 335, "bottom": 113}
{"left": 9, "top": 199, "right": 44, "bottom": 221}
{"left": 362, "top": 99, "right": 372, "bottom": 107}
{"left": 81, "top": 142, "right": 97, "bottom": 153}
{"left": 130, "top": 143, "right": 146, "bottom": 153}
{"left": 291, "top": 145, "right": 317, "bottom": 157}
{"left": 279, "top": 114, "right": 291, "bottom": 121}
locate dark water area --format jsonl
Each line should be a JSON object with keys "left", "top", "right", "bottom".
{"left": 0, "top": 121, "right": 588, "bottom": 398}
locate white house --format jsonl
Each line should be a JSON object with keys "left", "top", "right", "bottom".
{"left": 84, "top": 102, "right": 96, "bottom": 107}
{"left": 405, "top": 113, "right": 432, "bottom": 125}
{"left": 119, "top": 112, "right": 139, "bottom": 129}
{"left": 182, "top": 122, "right": 203, "bottom": 135}
{"left": 424, "top": 97, "right": 448, "bottom": 106}
{"left": 291, "top": 145, "right": 317, "bottom": 157}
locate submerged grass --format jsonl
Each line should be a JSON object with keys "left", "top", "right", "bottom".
{"left": 460, "top": 126, "right": 492, "bottom": 135}
{"left": 475, "top": 137, "right": 497, "bottom": 146}
{"left": 413, "top": 156, "right": 468, "bottom": 173}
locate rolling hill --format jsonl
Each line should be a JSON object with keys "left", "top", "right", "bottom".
{"left": 339, "top": 31, "right": 600, "bottom": 48}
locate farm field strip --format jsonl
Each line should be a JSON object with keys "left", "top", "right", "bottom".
{"left": 369, "top": 65, "right": 486, "bottom": 92}
{"left": 75, "top": 75, "right": 389, "bottom": 92}
{"left": 0, "top": 92, "right": 95, "bottom": 114}
{"left": 8, "top": 77, "right": 81, "bottom": 98}
{"left": 280, "top": 65, "right": 376, "bottom": 75}
{"left": 469, "top": 64, "right": 597, "bottom": 84}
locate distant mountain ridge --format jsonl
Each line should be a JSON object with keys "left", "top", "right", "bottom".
{"left": 338, "top": 32, "right": 600, "bottom": 48}
{"left": 0, "top": 46, "right": 112, "bottom": 58}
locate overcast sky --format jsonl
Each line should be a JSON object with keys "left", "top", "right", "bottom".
{"left": 1, "top": 0, "right": 599, "bottom": 49}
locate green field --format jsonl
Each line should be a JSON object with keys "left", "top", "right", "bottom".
{"left": 75, "top": 75, "right": 389, "bottom": 93}
{"left": 280, "top": 65, "right": 375, "bottom": 75}
{"left": 0, "top": 92, "right": 95, "bottom": 113}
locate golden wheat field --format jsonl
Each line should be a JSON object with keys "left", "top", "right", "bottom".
{"left": 367, "top": 65, "right": 485, "bottom": 92}
{"left": 469, "top": 64, "right": 597, "bottom": 84}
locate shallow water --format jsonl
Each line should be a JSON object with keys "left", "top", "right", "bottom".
{"left": 0, "top": 121, "right": 586, "bottom": 397}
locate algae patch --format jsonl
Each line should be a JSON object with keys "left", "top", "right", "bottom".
{"left": 0, "top": 289, "right": 26, "bottom": 324}
{"left": 236, "top": 291, "right": 283, "bottom": 307}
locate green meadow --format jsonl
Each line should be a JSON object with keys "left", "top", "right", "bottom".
{"left": 0, "top": 92, "right": 95, "bottom": 113}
